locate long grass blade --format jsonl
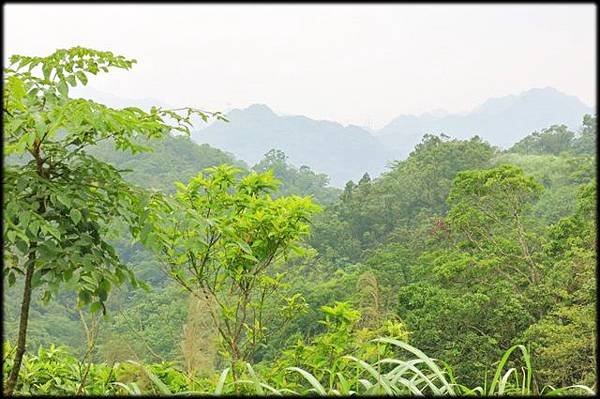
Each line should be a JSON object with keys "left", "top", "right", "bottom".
{"left": 358, "top": 378, "right": 373, "bottom": 391}
{"left": 343, "top": 355, "right": 394, "bottom": 395}
{"left": 487, "top": 344, "right": 530, "bottom": 395}
{"left": 214, "top": 367, "right": 230, "bottom": 395}
{"left": 498, "top": 367, "right": 516, "bottom": 395}
{"left": 393, "top": 376, "right": 425, "bottom": 395}
{"left": 544, "top": 384, "right": 596, "bottom": 395}
{"left": 379, "top": 358, "right": 439, "bottom": 394}
{"left": 334, "top": 372, "right": 348, "bottom": 395}
{"left": 286, "top": 366, "right": 327, "bottom": 395}
{"left": 373, "top": 337, "right": 454, "bottom": 394}
{"left": 245, "top": 363, "right": 265, "bottom": 395}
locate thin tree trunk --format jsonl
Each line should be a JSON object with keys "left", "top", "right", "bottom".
{"left": 5, "top": 256, "right": 35, "bottom": 396}
{"left": 5, "top": 130, "right": 47, "bottom": 396}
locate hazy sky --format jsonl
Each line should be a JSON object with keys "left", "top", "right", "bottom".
{"left": 4, "top": 4, "right": 596, "bottom": 128}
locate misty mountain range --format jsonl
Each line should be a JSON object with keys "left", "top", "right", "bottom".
{"left": 191, "top": 104, "right": 395, "bottom": 187}
{"left": 376, "top": 87, "right": 594, "bottom": 157}
{"left": 73, "top": 86, "right": 594, "bottom": 187}
{"left": 192, "top": 87, "right": 593, "bottom": 186}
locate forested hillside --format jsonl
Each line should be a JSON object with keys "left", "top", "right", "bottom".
{"left": 88, "top": 135, "right": 247, "bottom": 193}
{"left": 86, "top": 135, "right": 341, "bottom": 204}
{"left": 3, "top": 47, "right": 597, "bottom": 396}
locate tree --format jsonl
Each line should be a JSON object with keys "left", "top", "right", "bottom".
{"left": 572, "top": 114, "right": 597, "bottom": 155}
{"left": 395, "top": 165, "right": 547, "bottom": 386}
{"left": 253, "top": 149, "right": 340, "bottom": 205}
{"left": 143, "top": 165, "right": 320, "bottom": 377}
{"left": 358, "top": 172, "right": 371, "bottom": 185}
{"left": 313, "top": 134, "right": 496, "bottom": 262}
{"left": 521, "top": 182, "right": 596, "bottom": 387}
{"left": 2, "top": 47, "right": 223, "bottom": 395}
{"left": 509, "top": 124, "right": 575, "bottom": 155}
{"left": 446, "top": 164, "right": 544, "bottom": 285}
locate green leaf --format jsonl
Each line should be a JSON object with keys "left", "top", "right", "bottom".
{"left": 31, "top": 272, "right": 44, "bottom": 289}
{"left": 81, "top": 275, "right": 96, "bottom": 285}
{"left": 42, "top": 63, "right": 52, "bottom": 80}
{"left": 8, "top": 76, "right": 26, "bottom": 100}
{"left": 238, "top": 241, "right": 253, "bottom": 254}
{"left": 34, "top": 115, "right": 46, "bottom": 138}
{"left": 56, "top": 193, "right": 72, "bottom": 207}
{"left": 78, "top": 290, "right": 92, "bottom": 306}
{"left": 57, "top": 79, "right": 69, "bottom": 97}
{"left": 90, "top": 301, "right": 102, "bottom": 313}
{"left": 241, "top": 253, "right": 258, "bottom": 262}
{"left": 66, "top": 74, "right": 77, "bottom": 87}
{"left": 70, "top": 209, "right": 82, "bottom": 225}
{"left": 63, "top": 269, "right": 73, "bottom": 282}
{"left": 15, "top": 239, "right": 29, "bottom": 254}
{"left": 76, "top": 71, "right": 88, "bottom": 85}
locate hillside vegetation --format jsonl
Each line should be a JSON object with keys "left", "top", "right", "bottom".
{"left": 3, "top": 47, "right": 596, "bottom": 396}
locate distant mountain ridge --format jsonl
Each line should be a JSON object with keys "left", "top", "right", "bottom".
{"left": 192, "top": 104, "right": 393, "bottom": 186}
{"left": 191, "top": 87, "right": 593, "bottom": 187}
{"left": 377, "top": 87, "right": 594, "bottom": 158}
{"left": 74, "top": 86, "right": 594, "bottom": 187}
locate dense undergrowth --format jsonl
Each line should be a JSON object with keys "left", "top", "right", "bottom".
{"left": 3, "top": 339, "right": 595, "bottom": 396}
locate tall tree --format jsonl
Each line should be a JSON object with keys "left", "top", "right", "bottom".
{"left": 509, "top": 124, "right": 575, "bottom": 155}
{"left": 446, "top": 164, "right": 544, "bottom": 285}
{"left": 253, "top": 149, "right": 340, "bottom": 204}
{"left": 2, "top": 47, "right": 222, "bottom": 395}
{"left": 572, "top": 114, "right": 597, "bottom": 155}
{"left": 143, "top": 165, "right": 320, "bottom": 377}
